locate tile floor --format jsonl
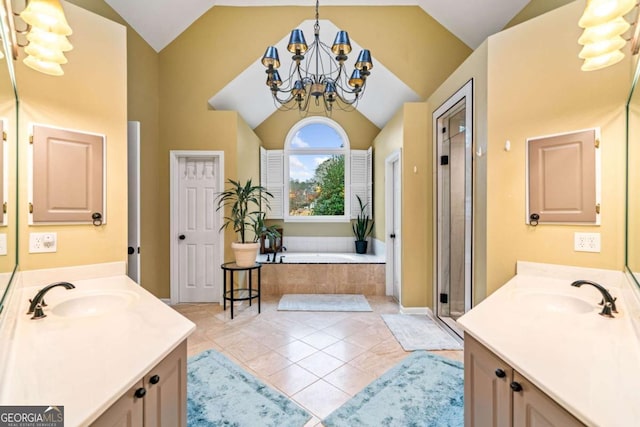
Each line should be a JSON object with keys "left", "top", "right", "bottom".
{"left": 172, "top": 295, "right": 464, "bottom": 427}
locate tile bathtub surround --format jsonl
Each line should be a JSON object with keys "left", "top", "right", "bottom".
{"left": 173, "top": 296, "right": 463, "bottom": 425}
{"left": 260, "top": 264, "right": 386, "bottom": 296}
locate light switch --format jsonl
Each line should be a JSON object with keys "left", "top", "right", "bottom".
{"left": 0, "top": 233, "right": 6, "bottom": 256}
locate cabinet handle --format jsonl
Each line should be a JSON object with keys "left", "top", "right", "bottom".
{"left": 495, "top": 368, "right": 506, "bottom": 378}
{"left": 510, "top": 381, "right": 523, "bottom": 392}
{"left": 149, "top": 375, "right": 160, "bottom": 385}
{"left": 134, "top": 387, "right": 146, "bottom": 398}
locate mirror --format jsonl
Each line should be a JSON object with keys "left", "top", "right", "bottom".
{"left": 626, "top": 57, "right": 640, "bottom": 286}
{"left": 0, "top": 12, "right": 18, "bottom": 314}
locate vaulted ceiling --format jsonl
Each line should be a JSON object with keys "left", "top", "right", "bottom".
{"left": 102, "top": 0, "right": 532, "bottom": 128}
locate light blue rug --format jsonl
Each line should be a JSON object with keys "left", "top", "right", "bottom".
{"left": 277, "top": 294, "right": 372, "bottom": 311}
{"left": 187, "top": 349, "right": 311, "bottom": 427}
{"left": 323, "top": 351, "right": 464, "bottom": 427}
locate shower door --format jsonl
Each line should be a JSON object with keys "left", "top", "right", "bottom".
{"left": 435, "top": 80, "right": 473, "bottom": 337}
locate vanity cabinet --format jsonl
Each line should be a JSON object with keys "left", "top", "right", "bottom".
{"left": 91, "top": 340, "right": 187, "bottom": 427}
{"left": 464, "top": 334, "right": 584, "bottom": 427}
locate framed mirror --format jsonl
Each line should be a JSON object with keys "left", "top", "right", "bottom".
{"left": 626, "top": 57, "right": 640, "bottom": 286}
{"left": 0, "top": 13, "right": 18, "bottom": 314}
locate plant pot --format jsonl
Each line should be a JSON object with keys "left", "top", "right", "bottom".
{"left": 355, "top": 240, "right": 368, "bottom": 254}
{"left": 231, "top": 242, "right": 261, "bottom": 267}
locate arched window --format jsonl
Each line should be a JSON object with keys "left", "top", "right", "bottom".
{"left": 284, "top": 117, "right": 350, "bottom": 222}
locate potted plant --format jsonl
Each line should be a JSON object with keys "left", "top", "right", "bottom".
{"left": 352, "top": 195, "right": 374, "bottom": 254}
{"left": 252, "top": 212, "right": 281, "bottom": 254}
{"left": 216, "top": 179, "right": 275, "bottom": 266}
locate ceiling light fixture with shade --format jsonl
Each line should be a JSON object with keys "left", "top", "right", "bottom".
{"left": 261, "top": 0, "right": 373, "bottom": 115}
{"left": 0, "top": 0, "right": 73, "bottom": 76}
{"left": 578, "top": 0, "right": 637, "bottom": 71}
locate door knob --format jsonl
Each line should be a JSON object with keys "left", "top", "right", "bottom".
{"left": 179, "top": 234, "right": 186, "bottom": 240}
{"left": 529, "top": 213, "right": 540, "bottom": 226}
{"left": 128, "top": 246, "right": 134, "bottom": 255}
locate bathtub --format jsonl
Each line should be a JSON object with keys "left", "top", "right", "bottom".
{"left": 257, "top": 252, "right": 386, "bottom": 296}
{"left": 257, "top": 252, "right": 385, "bottom": 264}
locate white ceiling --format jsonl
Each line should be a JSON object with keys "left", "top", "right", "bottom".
{"left": 103, "top": 0, "right": 529, "bottom": 52}
{"left": 101, "top": 0, "right": 530, "bottom": 128}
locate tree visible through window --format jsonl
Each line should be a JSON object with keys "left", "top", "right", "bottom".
{"left": 285, "top": 118, "right": 349, "bottom": 220}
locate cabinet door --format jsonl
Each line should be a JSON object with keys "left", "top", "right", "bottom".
{"left": 143, "top": 340, "right": 187, "bottom": 427}
{"left": 91, "top": 380, "right": 144, "bottom": 427}
{"left": 512, "top": 371, "right": 585, "bottom": 427}
{"left": 464, "top": 334, "right": 512, "bottom": 427}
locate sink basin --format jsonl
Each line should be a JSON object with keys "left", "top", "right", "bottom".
{"left": 50, "top": 290, "right": 139, "bottom": 318}
{"left": 515, "top": 292, "right": 594, "bottom": 314}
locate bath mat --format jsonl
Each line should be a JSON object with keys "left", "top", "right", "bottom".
{"left": 381, "top": 314, "right": 462, "bottom": 351}
{"left": 277, "top": 294, "right": 372, "bottom": 312}
{"left": 187, "top": 349, "right": 311, "bottom": 427}
{"left": 323, "top": 351, "right": 464, "bottom": 426}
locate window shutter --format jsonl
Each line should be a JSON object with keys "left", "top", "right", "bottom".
{"left": 260, "top": 147, "right": 284, "bottom": 218}
{"left": 350, "top": 148, "right": 372, "bottom": 218}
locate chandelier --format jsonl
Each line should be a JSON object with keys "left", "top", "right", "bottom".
{"left": 260, "top": 0, "right": 373, "bottom": 114}
{"left": 1, "top": 0, "right": 73, "bottom": 76}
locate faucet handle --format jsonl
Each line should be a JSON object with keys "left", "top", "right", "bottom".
{"left": 599, "top": 302, "right": 614, "bottom": 318}
{"left": 31, "top": 304, "right": 47, "bottom": 320}
{"left": 598, "top": 296, "right": 618, "bottom": 312}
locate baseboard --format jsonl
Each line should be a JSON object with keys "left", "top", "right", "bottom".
{"left": 399, "top": 305, "right": 434, "bottom": 316}
{"left": 160, "top": 298, "right": 171, "bottom": 305}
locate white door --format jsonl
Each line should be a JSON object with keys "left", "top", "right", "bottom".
{"left": 385, "top": 149, "right": 401, "bottom": 302}
{"left": 175, "top": 156, "right": 220, "bottom": 302}
{"left": 392, "top": 158, "right": 401, "bottom": 301}
{"left": 127, "top": 121, "right": 140, "bottom": 283}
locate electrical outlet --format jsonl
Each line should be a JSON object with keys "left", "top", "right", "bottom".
{"left": 29, "top": 232, "right": 57, "bottom": 253}
{"left": 0, "top": 233, "right": 6, "bottom": 256}
{"left": 574, "top": 232, "right": 601, "bottom": 253}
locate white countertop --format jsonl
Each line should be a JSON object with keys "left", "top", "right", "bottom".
{"left": 458, "top": 262, "right": 640, "bottom": 427}
{"left": 0, "top": 265, "right": 195, "bottom": 426}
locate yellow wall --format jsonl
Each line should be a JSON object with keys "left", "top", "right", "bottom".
{"left": 401, "top": 103, "right": 431, "bottom": 307}
{"left": 505, "top": 0, "right": 575, "bottom": 29}
{"left": 373, "top": 108, "right": 404, "bottom": 240}
{"left": 485, "top": 1, "right": 629, "bottom": 293}
{"left": 17, "top": 2, "right": 128, "bottom": 270}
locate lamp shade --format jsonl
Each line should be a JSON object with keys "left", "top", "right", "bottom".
{"left": 579, "top": 35, "right": 626, "bottom": 58}
{"left": 579, "top": 0, "right": 636, "bottom": 28}
{"left": 331, "top": 31, "right": 352, "bottom": 55}
{"left": 23, "top": 55, "right": 64, "bottom": 76}
{"left": 287, "top": 29, "right": 308, "bottom": 54}
{"left": 578, "top": 17, "right": 630, "bottom": 44}
{"left": 261, "top": 46, "right": 280, "bottom": 69}
{"left": 25, "top": 42, "right": 68, "bottom": 64}
{"left": 355, "top": 49, "right": 373, "bottom": 71}
{"left": 267, "top": 70, "right": 283, "bottom": 87}
{"left": 581, "top": 49, "right": 625, "bottom": 71}
{"left": 348, "top": 69, "right": 364, "bottom": 88}
{"left": 20, "top": 0, "right": 73, "bottom": 36}
{"left": 324, "top": 80, "right": 337, "bottom": 101}
{"left": 292, "top": 80, "right": 306, "bottom": 96}
{"left": 27, "top": 27, "right": 73, "bottom": 51}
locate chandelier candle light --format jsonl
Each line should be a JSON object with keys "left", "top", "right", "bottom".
{"left": 261, "top": 0, "right": 373, "bottom": 115}
{"left": 1, "top": 0, "right": 73, "bottom": 76}
{"left": 578, "top": 0, "right": 637, "bottom": 71}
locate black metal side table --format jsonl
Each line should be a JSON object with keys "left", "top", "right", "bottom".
{"left": 221, "top": 262, "right": 262, "bottom": 319}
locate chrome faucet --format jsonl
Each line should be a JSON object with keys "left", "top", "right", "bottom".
{"left": 570, "top": 279, "right": 617, "bottom": 317}
{"left": 27, "top": 281, "right": 76, "bottom": 319}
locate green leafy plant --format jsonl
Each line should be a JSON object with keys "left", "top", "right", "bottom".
{"left": 216, "top": 179, "right": 274, "bottom": 243}
{"left": 252, "top": 212, "right": 281, "bottom": 249}
{"left": 352, "top": 195, "right": 374, "bottom": 241}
